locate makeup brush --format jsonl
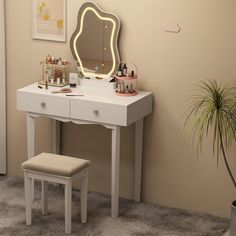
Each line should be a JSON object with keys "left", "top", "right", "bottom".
{"left": 51, "top": 88, "right": 72, "bottom": 94}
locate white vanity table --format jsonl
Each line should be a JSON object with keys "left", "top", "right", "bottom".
{"left": 17, "top": 82, "right": 152, "bottom": 218}
{"left": 17, "top": 1, "right": 152, "bottom": 218}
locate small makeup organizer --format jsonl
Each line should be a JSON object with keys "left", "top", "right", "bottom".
{"left": 115, "top": 62, "right": 137, "bottom": 96}
{"left": 38, "top": 55, "right": 71, "bottom": 87}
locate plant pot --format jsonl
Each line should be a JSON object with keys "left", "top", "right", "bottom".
{"left": 230, "top": 201, "right": 236, "bottom": 236}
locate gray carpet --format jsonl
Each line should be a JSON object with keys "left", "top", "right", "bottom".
{"left": 0, "top": 176, "right": 229, "bottom": 236}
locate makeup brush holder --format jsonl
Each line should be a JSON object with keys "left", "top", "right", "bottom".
{"left": 115, "top": 61, "right": 138, "bottom": 96}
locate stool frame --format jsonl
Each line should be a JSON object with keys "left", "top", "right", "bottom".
{"left": 23, "top": 167, "right": 89, "bottom": 234}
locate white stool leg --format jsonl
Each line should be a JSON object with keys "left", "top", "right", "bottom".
{"left": 42, "top": 181, "right": 48, "bottom": 215}
{"left": 65, "top": 180, "right": 72, "bottom": 234}
{"left": 24, "top": 172, "right": 32, "bottom": 226}
{"left": 31, "top": 180, "right": 34, "bottom": 202}
{"left": 80, "top": 169, "right": 88, "bottom": 223}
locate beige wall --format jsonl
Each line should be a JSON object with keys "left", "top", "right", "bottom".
{"left": 6, "top": 0, "right": 236, "bottom": 218}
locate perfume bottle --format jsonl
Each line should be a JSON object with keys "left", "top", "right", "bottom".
{"left": 122, "top": 63, "right": 127, "bottom": 76}
{"left": 117, "top": 63, "right": 122, "bottom": 77}
{"left": 131, "top": 70, "right": 135, "bottom": 77}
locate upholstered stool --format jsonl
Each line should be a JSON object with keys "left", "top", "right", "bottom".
{"left": 21, "top": 152, "right": 90, "bottom": 234}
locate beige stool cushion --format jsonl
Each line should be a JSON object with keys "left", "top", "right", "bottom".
{"left": 22, "top": 153, "right": 90, "bottom": 177}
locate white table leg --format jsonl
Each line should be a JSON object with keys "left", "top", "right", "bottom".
{"left": 52, "top": 120, "right": 61, "bottom": 189}
{"left": 27, "top": 113, "right": 35, "bottom": 201}
{"left": 53, "top": 120, "right": 60, "bottom": 154}
{"left": 111, "top": 126, "right": 120, "bottom": 218}
{"left": 27, "top": 113, "right": 35, "bottom": 160}
{"left": 134, "top": 118, "right": 144, "bottom": 202}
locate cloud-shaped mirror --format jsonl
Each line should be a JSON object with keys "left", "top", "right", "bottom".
{"left": 70, "top": 2, "right": 120, "bottom": 80}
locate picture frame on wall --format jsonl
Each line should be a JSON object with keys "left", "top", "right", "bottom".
{"left": 32, "top": 0, "right": 66, "bottom": 42}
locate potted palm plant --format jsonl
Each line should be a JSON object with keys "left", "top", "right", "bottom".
{"left": 185, "top": 80, "right": 236, "bottom": 236}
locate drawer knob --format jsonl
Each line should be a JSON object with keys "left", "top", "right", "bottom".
{"left": 93, "top": 110, "right": 99, "bottom": 116}
{"left": 41, "top": 102, "right": 46, "bottom": 108}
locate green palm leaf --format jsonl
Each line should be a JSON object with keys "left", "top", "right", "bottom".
{"left": 185, "top": 79, "right": 236, "bottom": 188}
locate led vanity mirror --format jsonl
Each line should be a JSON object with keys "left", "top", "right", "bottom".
{"left": 70, "top": 2, "right": 120, "bottom": 80}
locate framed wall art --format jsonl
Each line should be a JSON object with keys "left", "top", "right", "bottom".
{"left": 32, "top": 0, "right": 66, "bottom": 42}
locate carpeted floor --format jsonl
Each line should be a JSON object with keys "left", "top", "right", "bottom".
{"left": 0, "top": 176, "right": 229, "bottom": 236}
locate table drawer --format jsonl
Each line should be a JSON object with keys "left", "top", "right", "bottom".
{"left": 17, "top": 91, "right": 70, "bottom": 117}
{"left": 70, "top": 99, "right": 127, "bottom": 125}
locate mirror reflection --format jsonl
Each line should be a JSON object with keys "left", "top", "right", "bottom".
{"left": 70, "top": 2, "right": 120, "bottom": 79}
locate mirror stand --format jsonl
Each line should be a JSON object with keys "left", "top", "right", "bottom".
{"left": 78, "top": 77, "right": 116, "bottom": 91}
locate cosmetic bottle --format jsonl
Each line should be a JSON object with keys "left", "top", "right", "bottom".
{"left": 117, "top": 63, "right": 122, "bottom": 77}
{"left": 54, "top": 69, "right": 57, "bottom": 81}
{"left": 46, "top": 55, "right": 51, "bottom": 64}
{"left": 130, "top": 83, "right": 134, "bottom": 93}
{"left": 116, "top": 82, "right": 120, "bottom": 93}
{"left": 131, "top": 70, "right": 135, "bottom": 77}
{"left": 57, "top": 78, "right": 61, "bottom": 85}
{"left": 58, "top": 58, "right": 62, "bottom": 66}
{"left": 62, "top": 73, "right": 66, "bottom": 84}
{"left": 121, "top": 82, "right": 125, "bottom": 93}
{"left": 125, "top": 85, "right": 129, "bottom": 94}
{"left": 44, "top": 71, "right": 48, "bottom": 81}
{"left": 122, "top": 63, "right": 127, "bottom": 76}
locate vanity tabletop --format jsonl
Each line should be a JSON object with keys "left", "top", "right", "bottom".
{"left": 18, "top": 83, "right": 152, "bottom": 106}
{"left": 18, "top": 82, "right": 153, "bottom": 126}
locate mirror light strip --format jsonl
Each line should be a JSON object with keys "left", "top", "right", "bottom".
{"left": 73, "top": 6, "right": 117, "bottom": 78}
